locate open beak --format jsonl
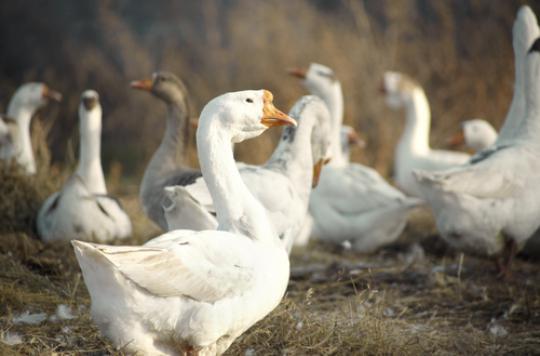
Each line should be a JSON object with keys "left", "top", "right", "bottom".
{"left": 261, "top": 90, "right": 297, "bottom": 128}
{"left": 447, "top": 130, "right": 465, "bottom": 148}
{"left": 287, "top": 67, "right": 307, "bottom": 79}
{"left": 130, "top": 79, "right": 153, "bottom": 91}
{"left": 42, "top": 86, "right": 62, "bottom": 102}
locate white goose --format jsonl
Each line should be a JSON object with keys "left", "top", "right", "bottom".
{"left": 414, "top": 35, "right": 540, "bottom": 276}
{"left": 381, "top": 71, "right": 470, "bottom": 197}
{"left": 165, "top": 95, "right": 332, "bottom": 252}
{"left": 447, "top": 119, "right": 498, "bottom": 152}
{"left": 72, "top": 90, "right": 294, "bottom": 355}
{"left": 37, "top": 91, "right": 131, "bottom": 242}
{"left": 289, "top": 63, "right": 422, "bottom": 252}
{"left": 339, "top": 125, "right": 365, "bottom": 164}
{"left": 131, "top": 72, "right": 206, "bottom": 231}
{"left": 0, "top": 82, "right": 61, "bottom": 174}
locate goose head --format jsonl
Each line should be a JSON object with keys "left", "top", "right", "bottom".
{"left": 79, "top": 90, "right": 102, "bottom": 132}
{"left": 448, "top": 119, "right": 497, "bottom": 151}
{"left": 199, "top": 90, "right": 296, "bottom": 143}
{"left": 288, "top": 63, "right": 339, "bottom": 99}
{"left": 340, "top": 125, "right": 365, "bottom": 151}
{"left": 131, "top": 71, "right": 188, "bottom": 104}
{"left": 7, "top": 82, "right": 62, "bottom": 117}
{"left": 380, "top": 71, "right": 420, "bottom": 109}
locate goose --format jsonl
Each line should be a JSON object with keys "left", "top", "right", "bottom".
{"left": 166, "top": 95, "right": 332, "bottom": 252}
{"left": 414, "top": 36, "right": 540, "bottom": 277}
{"left": 381, "top": 71, "right": 470, "bottom": 197}
{"left": 289, "top": 63, "right": 422, "bottom": 252}
{"left": 131, "top": 72, "right": 204, "bottom": 230}
{"left": 0, "top": 82, "right": 62, "bottom": 174}
{"left": 493, "top": 5, "right": 540, "bottom": 148}
{"left": 71, "top": 90, "right": 294, "bottom": 355}
{"left": 37, "top": 91, "right": 132, "bottom": 242}
{"left": 447, "top": 119, "right": 498, "bottom": 152}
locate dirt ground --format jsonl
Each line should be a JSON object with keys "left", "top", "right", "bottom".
{"left": 1, "top": 176, "right": 540, "bottom": 355}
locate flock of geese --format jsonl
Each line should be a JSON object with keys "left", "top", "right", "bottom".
{"left": 2, "top": 5, "right": 540, "bottom": 355}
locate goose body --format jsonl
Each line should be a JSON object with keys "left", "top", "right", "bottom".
{"left": 37, "top": 91, "right": 131, "bottom": 242}
{"left": 382, "top": 72, "right": 470, "bottom": 197}
{"left": 290, "top": 63, "right": 422, "bottom": 252}
{"left": 414, "top": 22, "right": 540, "bottom": 269}
{"left": 166, "top": 95, "right": 332, "bottom": 252}
{"left": 132, "top": 72, "right": 203, "bottom": 231}
{"left": 72, "top": 90, "right": 293, "bottom": 355}
{"left": 0, "top": 83, "right": 61, "bottom": 174}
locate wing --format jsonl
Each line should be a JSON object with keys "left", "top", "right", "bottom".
{"left": 81, "top": 231, "right": 255, "bottom": 302}
{"left": 163, "top": 186, "right": 217, "bottom": 230}
{"left": 414, "top": 148, "right": 528, "bottom": 199}
{"left": 316, "top": 164, "right": 411, "bottom": 216}
{"left": 162, "top": 169, "right": 203, "bottom": 188}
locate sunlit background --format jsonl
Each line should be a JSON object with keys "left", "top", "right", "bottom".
{"left": 0, "top": 0, "right": 536, "bottom": 178}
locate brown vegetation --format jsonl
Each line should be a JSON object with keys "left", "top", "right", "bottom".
{"left": 1, "top": 1, "right": 540, "bottom": 355}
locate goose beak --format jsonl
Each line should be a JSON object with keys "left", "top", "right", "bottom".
{"left": 348, "top": 128, "right": 366, "bottom": 148}
{"left": 130, "top": 79, "right": 153, "bottom": 91}
{"left": 261, "top": 90, "right": 297, "bottom": 128}
{"left": 312, "top": 158, "right": 330, "bottom": 188}
{"left": 447, "top": 130, "right": 465, "bottom": 147}
{"left": 42, "top": 86, "right": 63, "bottom": 102}
{"left": 190, "top": 117, "right": 199, "bottom": 129}
{"left": 287, "top": 67, "right": 307, "bottom": 79}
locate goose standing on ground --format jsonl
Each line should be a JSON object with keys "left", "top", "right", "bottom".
{"left": 167, "top": 95, "right": 332, "bottom": 252}
{"left": 447, "top": 119, "right": 498, "bottom": 152}
{"left": 72, "top": 90, "right": 294, "bottom": 355}
{"left": 414, "top": 36, "right": 540, "bottom": 277}
{"left": 37, "top": 91, "right": 131, "bottom": 242}
{"left": 0, "top": 82, "right": 62, "bottom": 174}
{"left": 131, "top": 72, "right": 207, "bottom": 230}
{"left": 381, "top": 72, "right": 470, "bottom": 197}
{"left": 289, "top": 63, "right": 422, "bottom": 252}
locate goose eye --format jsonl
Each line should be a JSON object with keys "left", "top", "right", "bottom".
{"left": 246, "top": 98, "right": 253, "bottom": 103}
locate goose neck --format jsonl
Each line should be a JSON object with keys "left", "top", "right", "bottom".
{"left": 76, "top": 109, "right": 106, "bottom": 194}
{"left": 399, "top": 88, "right": 431, "bottom": 154}
{"left": 197, "top": 115, "right": 276, "bottom": 243}
{"left": 7, "top": 104, "right": 36, "bottom": 174}
{"left": 320, "top": 83, "right": 346, "bottom": 167}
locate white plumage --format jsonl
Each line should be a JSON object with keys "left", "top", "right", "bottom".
{"left": 290, "top": 63, "right": 422, "bottom": 252}
{"left": 37, "top": 90, "right": 131, "bottom": 242}
{"left": 72, "top": 90, "right": 293, "bottom": 355}
{"left": 414, "top": 12, "right": 540, "bottom": 269}
{"left": 382, "top": 71, "right": 470, "bottom": 197}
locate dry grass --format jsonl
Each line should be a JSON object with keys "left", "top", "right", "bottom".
{"left": 0, "top": 176, "right": 539, "bottom": 355}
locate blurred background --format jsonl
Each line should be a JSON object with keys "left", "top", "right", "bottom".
{"left": 0, "top": 0, "right": 537, "bottom": 180}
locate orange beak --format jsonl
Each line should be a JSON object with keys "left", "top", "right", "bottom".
{"left": 190, "top": 117, "right": 199, "bottom": 129}
{"left": 42, "top": 86, "right": 62, "bottom": 102}
{"left": 287, "top": 67, "right": 307, "bottom": 79}
{"left": 130, "top": 79, "right": 153, "bottom": 91}
{"left": 261, "top": 90, "right": 297, "bottom": 128}
{"left": 447, "top": 130, "right": 465, "bottom": 148}
{"left": 312, "top": 158, "right": 328, "bottom": 188}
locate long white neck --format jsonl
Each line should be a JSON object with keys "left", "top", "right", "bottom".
{"left": 318, "top": 83, "right": 345, "bottom": 167}
{"left": 197, "top": 114, "right": 276, "bottom": 243}
{"left": 266, "top": 109, "right": 316, "bottom": 202}
{"left": 76, "top": 107, "right": 106, "bottom": 194}
{"left": 521, "top": 53, "right": 540, "bottom": 144}
{"left": 398, "top": 88, "right": 431, "bottom": 154}
{"left": 141, "top": 101, "right": 188, "bottom": 190}
{"left": 7, "top": 103, "right": 36, "bottom": 174}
